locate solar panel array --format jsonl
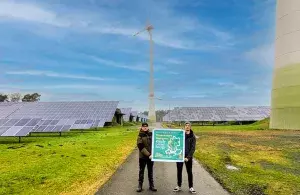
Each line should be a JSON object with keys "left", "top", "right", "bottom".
{"left": 131, "top": 111, "right": 138, "bottom": 121}
{"left": 0, "top": 101, "right": 119, "bottom": 137}
{"left": 120, "top": 109, "right": 148, "bottom": 122}
{"left": 163, "top": 106, "right": 271, "bottom": 122}
{"left": 138, "top": 113, "right": 148, "bottom": 122}
{"left": 131, "top": 111, "right": 137, "bottom": 117}
{"left": 120, "top": 108, "right": 132, "bottom": 122}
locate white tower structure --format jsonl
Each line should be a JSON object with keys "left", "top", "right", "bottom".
{"left": 271, "top": 0, "right": 300, "bottom": 130}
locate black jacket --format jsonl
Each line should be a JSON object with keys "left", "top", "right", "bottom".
{"left": 185, "top": 130, "right": 196, "bottom": 160}
{"left": 137, "top": 130, "right": 152, "bottom": 159}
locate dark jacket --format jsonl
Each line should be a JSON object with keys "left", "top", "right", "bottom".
{"left": 185, "top": 130, "right": 196, "bottom": 160}
{"left": 137, "top": 130, "right": 152, "bottom": 159}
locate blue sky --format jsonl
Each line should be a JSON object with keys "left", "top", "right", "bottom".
{"left": 0, "top": 0, "right": 276, "bottom": 111}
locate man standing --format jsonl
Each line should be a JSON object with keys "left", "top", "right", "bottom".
{"left": 173, "top": 121, "right": 197, "bottom": 193}
{"left": 136, "top": 122, "right": 157, "bottom": 192}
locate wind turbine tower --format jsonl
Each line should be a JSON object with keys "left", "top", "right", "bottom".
{"left": 134, "top": 23, "right": 156, "bottom": 122}
{"left": 271, "top": 0, "right": 300, "bottom": 130}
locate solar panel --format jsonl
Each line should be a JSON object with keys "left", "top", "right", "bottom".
{"left": 98, "top": 120, "right": 106, "bottom": 127}
{"left": 163, "top": 106, "right": 271, "bottom": 122}
{"left": 6, "top": 101, "right": 118, "bottom": 121}
{"left": 14, "top": 127, "right": 35, "bottom": 136}
{"left": 0, "top": 102, "right": 25, "bottom": 118}
{"left": 1, "top": 126, "right": 23, "bottom": 136}
{"left": 0, "top": 117, "right": 43, "bottom": 136}
{"left": 120, "top": 108, "right": 132, "bottom": 122}
{"left": 0, "top": 127, "right": 10, "bottom": 135}
{"left": 4, "top": 119, "right": 20, "bottom": 126}
{"left": 131, "top": 111, "right": 138, "bottom": 117}
{"left": 0, "top": 101, "right": 119, "bottom": 136}
{"left": 15, "top": 119, "right": 31, "bottom": 126}
{"left": 61, "top": 125, "right": 72, "bottom": 131}
{"left": 52, "top": 125, "right": 64, "bottom": 132}
{"left": 0, "top": 119, "right": 9, "bottom": 126}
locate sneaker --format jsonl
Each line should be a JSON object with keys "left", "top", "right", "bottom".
{"left": 136, "top": 183, "right": 143, "bottom": 192}
{"left": 189, "top": 187, "right": 196, "bottom": 194}
{"left": 149, "top": 186, "right": 157, "bottom": 192}
{"left": 173, "top": 186, "right": 181, "bottom": 192}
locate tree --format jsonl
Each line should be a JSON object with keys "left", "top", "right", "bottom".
{"left": 9, "top": 93, "right": 22, "bottom": 102}
{"left": 22, "top": 93, "right": 41, "bottom": 102}
{"left": 142, "top": 110, "right": 168, "bottom": 122}
{"left": 0, "top": 94, "right": 8, "bottom": 102}
{"left": 156, "top": 110, "right": 168, "bottom": 122}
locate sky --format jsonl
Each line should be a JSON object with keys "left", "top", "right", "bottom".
{"left": 0, "top": 0, "right": 276, "bottom": 111}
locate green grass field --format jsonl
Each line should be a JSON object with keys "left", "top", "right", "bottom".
{"left": 193, "top": 118, "right": 270, "bottom": 132}
{"left": 163, "top": 118, "right": 270, "bottom": 131}
{"left": 191, "top": 119, "right": 300, "bottom": 195}
{"left": 0, "top": 127, "right": 138, "bottom": 195}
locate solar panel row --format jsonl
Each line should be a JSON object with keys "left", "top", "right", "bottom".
{"left": 0, "top": 101, "right": 119, "bottom": 137}
{"left": 120, "top": 108, "right": 132, "bottom": 122}
{"left": 119, "top": 109, "right": 148, "bottom": 122}
{"left": 6, "top": 102, "right": 117, "bottom": 121}
{"left": 138, "top": 113, "right": 148, "bottom": 122}
{"left": 163, "top": 106, "right": 271, "bottom": 122}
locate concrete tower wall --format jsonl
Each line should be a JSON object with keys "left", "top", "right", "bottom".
{"left": 271, "top": 0, "right": 300, "bottom": 129}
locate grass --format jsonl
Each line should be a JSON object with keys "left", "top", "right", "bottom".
{"left": 0, "top": 126, "right": 138, "bottom": 195}
{"left": 192, "top": 119, "right": 300, "bottom": 195}
{"left": 193, "top": 119, "right": 270, "bottom": 132}
{"left": 163, "top": 118, "right": 270, "bottom": 131}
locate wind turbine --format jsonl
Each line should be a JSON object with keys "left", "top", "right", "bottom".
{"left": 133, "top": 23, "right": 156, "bottom": 123}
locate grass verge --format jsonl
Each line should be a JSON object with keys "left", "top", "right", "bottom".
{"left": 163, "top": 118, "right": 270, "bottom": 131}
{"left": 194, "top": 130, "right": 300, "bottom": 195}
{"left": 0, "top": 127, "right": 138, "bottom": 195}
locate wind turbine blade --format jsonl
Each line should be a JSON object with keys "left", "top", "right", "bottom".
{"left": 133, "top": 28, "right": 146, "bottom": 36}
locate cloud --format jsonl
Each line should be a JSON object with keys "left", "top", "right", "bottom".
{"left": 171, "top": 94, "right": 208, "bottom": 99}
{"left": 0, "top": 83, "right": 145, "bottom": 104}
{"left": 0, "top": 83, "right": 137, "bottom": 92}
{"left": 166, "top": 71, "right": 179, "bottom": 75}
{"left": 0, "top": 1, "right": 234, "bottom": 51}
{"left": 218, "top": 82, "right": 248, "bottom": 91}
{"left": 0, "top": 1, "right": 70, "bottom": 27}
{"left": 42, "top": 84, "right": 134, "bottom": 91}
{"left": 166, "top": 59, "right": 185, "bottom": 65}
{"left": 89, "top": 56, "right": 148, "bottom": 72}
{"left": 5, "top": 70, "right": 111, "bottom": 81}
{"left": 244, "top": 44, "right": 274, "bottom": 66}
{"left": 0, "top": 82, "right": 143, "bottom": 96}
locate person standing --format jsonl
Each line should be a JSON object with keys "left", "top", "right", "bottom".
{"left": 173, "top": 121, "right": 197, "bottom": 193}
{"left": 136, "top": 122, "right": 157, "bottom": 192}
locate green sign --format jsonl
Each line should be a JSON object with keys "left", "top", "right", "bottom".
{"left": 152, "top": 129, "right": 185, "bottom": 162}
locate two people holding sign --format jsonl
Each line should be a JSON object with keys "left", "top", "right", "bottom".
{"left": 136, "top": 122, "right": 197, "bottom": 194}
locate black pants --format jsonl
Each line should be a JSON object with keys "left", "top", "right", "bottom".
{"left": 176, "top": 160, "right": 193, "bottom": 188}
{"left": 138, "top": 158, "right": 154, "bottom": 186}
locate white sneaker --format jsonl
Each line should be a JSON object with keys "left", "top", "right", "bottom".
{"left": 173, "top": 186, "right": 181, "bottom": 192}
{"left": 189, "top": 187, "right": 196, "bottom": 193}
